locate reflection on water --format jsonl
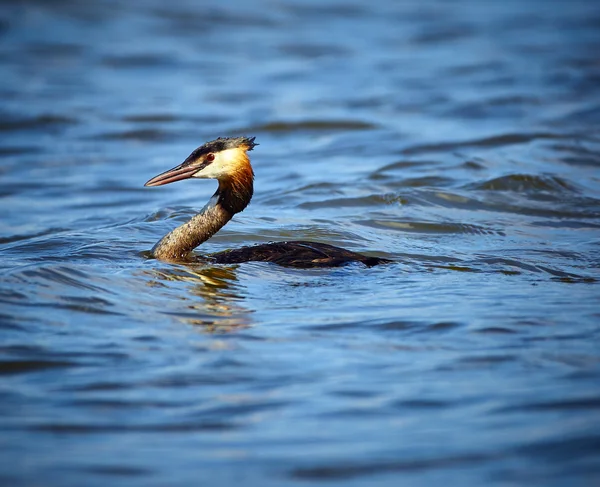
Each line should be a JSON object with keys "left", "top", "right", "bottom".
{"left": 1, "top": 0, "right": 600, "bottom": 486}
{"left": 144, "top": 264, "right": 253, "bottom": 332}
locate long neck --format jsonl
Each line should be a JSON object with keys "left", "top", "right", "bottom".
{"left": 152, "top": 175, "right": 253, "bottom": 262}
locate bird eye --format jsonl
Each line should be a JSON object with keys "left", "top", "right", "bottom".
{"left": 206, "top": 153, "right": 215, "bottom": 162}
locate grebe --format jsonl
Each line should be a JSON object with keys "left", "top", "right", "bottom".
{"left": 145, "top": 136, "right": 391, "bottom": 268}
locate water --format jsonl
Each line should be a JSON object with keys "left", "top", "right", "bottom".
{"left": 1, "top": 1, "right": 600, "bottom": 485}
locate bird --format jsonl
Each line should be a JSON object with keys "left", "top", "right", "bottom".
{"left": 144, "top": 136, "right": 391, "bottom": 268}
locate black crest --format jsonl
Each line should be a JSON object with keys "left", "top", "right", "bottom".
{"left": 183, "top": 136, "right": 257, "bottom": 164}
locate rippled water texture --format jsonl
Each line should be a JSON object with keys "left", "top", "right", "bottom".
{"left": 2, "top": 1, "right": 600, "bottom": 485}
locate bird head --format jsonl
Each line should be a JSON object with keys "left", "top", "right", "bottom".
{"left": 144, "top": 136, "right": 257, "bottom": 187}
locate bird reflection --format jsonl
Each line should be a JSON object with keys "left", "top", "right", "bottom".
{"left": 144, "top": 263, "right": 252, "bottom": 332}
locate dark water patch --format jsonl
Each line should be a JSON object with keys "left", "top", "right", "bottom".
{"left": 13, "top": 265, "right": 116, "bottom": 296}
{"left": 299, "top": 193, "right": 406, "bottom": 209}
{"left": 305, "top": 319, "right": 419, "bottom": 333}
{"left": 101, "top": 54, "right": 178, "bottom": 68}
{"left": 402, "top": 132, "right": 564, "bottom": 156}
{"left": 0, "top": 113, "right": 78, "bottom": 132}
{"left": 274, "top": 182, "right": 341, "bottom": 198}
{"left": 555, "top": 105, "right": 600, "bottom": 127}
{"left": 0, "top": 17, "right": 9, "bottom": 36}
{"left": 284, "top": 2, "right": 367, "bottom": 17}
{"left": 160, "top": 313, "right": 250, "bottom": 331}
{"left": 0, "top": 359, "right": 78, "bottom": 375}
{"left": 0, "top": 227, "right": 68, "bottom": 245}
{"left": 304, "top": 319, "right": 462, "bottom": 335}
{"left": 132, "top": 334, "right": 160, "bottom": 342}
{"left": 279, "top": 42, "right": 350, "bottom": 58}
{"left": 25, "top": 41, "right": 83, "bottom": 57}
{"left": 460, "top": 159, "right": 487, "bottom": 170}
{"left": 372, "top": 159, "right": 440, "bottom": 174}
{"left": 122, "top": 113, "right": 180, "bottom": 123}
{"left": 396, "top": 187, "right": 600, "bottom": 219}
{"left": 65, "top": 398, "right": 188, "bottom": 409}
{"left": 243, "top": 120, "right": 377, "bottom": 133}
{"left": 394, "top": 176, "right": 456, "bottom": 188}
{"left": 193, "top": 399, "right": 290, "bottom": 420}
{"left": 469, "top": 257, "right": 545, "bottom": 274}
{"left": 550, "top": 275, "right": 597, "bottom": 284}
{"left": 548, "top": 141, "right": 600, "bottom": 167}
{"left": 290, "top": 452, "right": 493, "bottom": 480}
{"left": 153, "top": 4, "right": 276, "bottom": 30}
{"left": 372, "top": 320, "right": 422, "bottom": 332}
{"left": 0, "top": 274, "right": 40, "bottom": 296}
{"left": 468, "top": 174, "right": 580, "bottom": 193}
{"left": 358, "top": 219, "right": 502, "bottom": 236}
{"left": 148, "top": 372, "right": 256, "bottom": 388}
{"left": 59, "top": 381, "right": 131, "bottom": 392}
{"left": 444, "top": 60, "right": 508, "bottom": 77}
{"left": 85, "top": 183, "right": 148, "bottom": 194}
{"left": 529, "top": 220, "right": 600, "bottom": 229}
{"left": 392, "top": 398, "right": 453, "bottom": 409}
{"left": 467, "top": 257, "right": 594, "bottom": 281}
{"left": 411, "top": 22, "right": 476, "bottom": 44}
{"left": 458, "top": 355, "right": 516, "bottom": 365}
{"left": 89, "top": 128, "right": 174, "bottom": 142}
{"left": 32, "top": 421, "right": 238, "bottom": 434}
{"left": 496, "top": 396, "right": 600, "bottom": 413}
{"left": 433, "top": 265, "right": 482, "bottom": 273}
{"left": 80, "top": 465, "right": 152, "bottom": 477}
{"left": 445, "top": 95, "right": 541, "bottom": 120}
{"left": 318, "top": 406, "right": 392, "bottom": 419}
{"left": 58, "top": 296, "right": 122, "bottom": 316}
{"left": 0, "top": 180, "right": 71, "bottom": 198}
{"left": 532, "top": 264, "right": 592, "bottom": 280}
{"left": 473, "top": 327, "right": 518, "bottom": 335}
{"left": 0, "top": 146, "right": 41, "bottom": 156}
{"left": 424, "top": 321, "right": 463, "bottom": 333}
{"left": 69, "top": 196, "right": 149, "bottom": 210}
{"left": 515, "top": 434, "right": 600, "bottom": 463}
{"left": 330, "top": 389, "right": 380, "bottom": 399}
{"left": 0, "top": 313, "right": 25, "bottom": 331}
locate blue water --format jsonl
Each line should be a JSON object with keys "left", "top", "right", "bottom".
{"left": 1, "top": 1, "right": 600, "bottom": 485}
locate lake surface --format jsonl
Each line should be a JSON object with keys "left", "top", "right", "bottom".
{"left": 1, "top": 1, "right": 600, "bottom": 485}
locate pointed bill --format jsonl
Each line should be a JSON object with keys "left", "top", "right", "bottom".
{"left": 144, "top": 163, "right": 198, "bottom": 187}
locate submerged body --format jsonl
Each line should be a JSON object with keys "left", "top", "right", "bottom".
{"left": 145, "top": 137, "right": 390, "bottom": 268}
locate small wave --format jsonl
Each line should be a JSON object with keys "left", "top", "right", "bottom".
{"left": 279, "top": 42, "right": 350, "bottom": 58}
{"left": 0, "top": 359, "right": 77, "bottom": 375}
{"left": 20, "top": 266, "right": 110, "bottom": 294}
{"left": 89, "top": 128, "right": 173, "bottom": 141}
{"left": 372, "top": 159, "right": 441, "bottom": 173}
{"left": 298, "top": 194, "right": 406, "bottom": 209}
{"left": 0, "top": 146, "right": 41, "bottom": 156}
{"left": 359, "top": 219, "right": 502, "bottom": 235}
{"left": 468, "top": 174, "right": 580, "bottom": 193}
{"left": 290, "top": 452, "right": 492, "bottom": 480}
{"left": 122, "top": 114, "right": 180, "bottom": 123}
{"left": 549, "top": 141, "right": 600, "bottom": 168}
{"left": 101, "top": 54, "right": 177, "bottom": 68}
{"left": 402, "top": 132, "right": 563, "bottom": 155}
{"left": 241, "top": 120, "right": 377, "bottom": 133}
{"left": 495, "top": 397, "right": 600, "bottom": 413}
{"left": 0, "top": 227, "right": 68, "bottom": 245}
{"left": 0, "top": 113, "right": 78, "bottom": 132}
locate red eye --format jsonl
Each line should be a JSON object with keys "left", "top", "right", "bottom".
{"left": 206, "top": 153, "right": 215, "bottom": 162}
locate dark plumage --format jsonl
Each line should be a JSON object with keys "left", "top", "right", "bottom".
{"left": 211, "top": 241, "right": 391, "bottom": 268}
